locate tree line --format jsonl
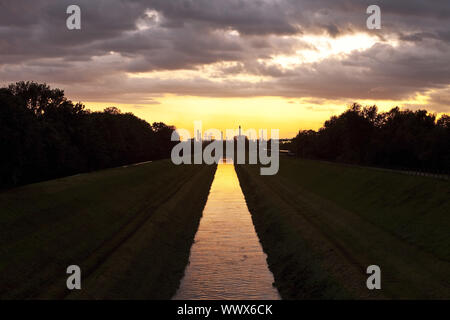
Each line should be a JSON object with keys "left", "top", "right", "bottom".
{"left": 0, "top": 81, "right": 176, "bottom": 188}
{"left": 289, "top": 103, "right": 450, "bottom": 173}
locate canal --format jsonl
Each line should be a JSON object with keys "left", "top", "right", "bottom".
{"left": 173, "top": 159, "right": 280, "bottom": 300}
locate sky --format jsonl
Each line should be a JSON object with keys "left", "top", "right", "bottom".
{"left": 1, "top": 0, "right": 450, "bottom": 138}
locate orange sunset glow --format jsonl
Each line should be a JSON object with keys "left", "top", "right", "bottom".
{"left": 3, "top": 2, "right": 449, "bottom": 138}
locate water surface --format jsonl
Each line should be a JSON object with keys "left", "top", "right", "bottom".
{"left": 173, "top": 160, "right": 280, "bottom": 300}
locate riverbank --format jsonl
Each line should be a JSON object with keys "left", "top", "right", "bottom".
{"left": 235, "top": 157, "right": 450, "bottom": 299}
{"left": 0, "top": 160, "right": 216, "bottom": 299}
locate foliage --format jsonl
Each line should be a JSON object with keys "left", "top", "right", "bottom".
{"left": 0, "top": 81, "right": 176, "bottom": 188}
{"left": 290, "top": 103, "right": 450, "bottom": 172}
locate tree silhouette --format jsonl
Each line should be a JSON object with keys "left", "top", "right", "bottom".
{"left": 0, "top": 81, "right": 176, "bottom": 188}
{"left": 290, "top": 103, "right": 450, "bottom": 173}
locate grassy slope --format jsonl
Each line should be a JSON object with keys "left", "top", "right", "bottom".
{"left": 236, "top": 157, "right": 450, "bottom": 299}
{"left": 0, "top": 160, "right": 216, "bottom": 299}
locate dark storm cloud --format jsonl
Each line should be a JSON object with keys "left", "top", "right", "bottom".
{"left": 0, "top": 0, "right": 449, "bottom": 112}
{"left": 145, "top": 0, "right": 299, "bottom": 35}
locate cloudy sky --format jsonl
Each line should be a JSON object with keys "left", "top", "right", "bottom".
{"left": 1, "top": 0, "right": 449, "bottom": 137}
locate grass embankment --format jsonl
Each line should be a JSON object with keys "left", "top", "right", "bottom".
{"left": 236, "top": 157, "right": 450, "bottom": 299}
{"left": 0, "top": 160, "right": 216, "bottom": 299}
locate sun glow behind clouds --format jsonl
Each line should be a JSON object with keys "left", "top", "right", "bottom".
{"left": 136, "top": 9, "right": 161, "bottom": 30}
{"left": 126, "top": 33, "right": 385, "bottom": 85}
{"left": 82, "top": 89, "right": 435, "bottom": 139}
{"left": 126, "top": 61, "right": 272, "bottom": 83}
{"left": 270, "top": 33, "right": 386, "bottom": 67}
{"left": 89, "top": 32, "right": 424, "bottom": 139}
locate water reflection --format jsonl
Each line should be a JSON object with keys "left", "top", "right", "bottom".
{"left": 173, "top": 159, "right": 280, "bottom": 300}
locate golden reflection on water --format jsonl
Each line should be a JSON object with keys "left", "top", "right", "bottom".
{"left": 173, "top": 160, "right": 280, "bottom": 300}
